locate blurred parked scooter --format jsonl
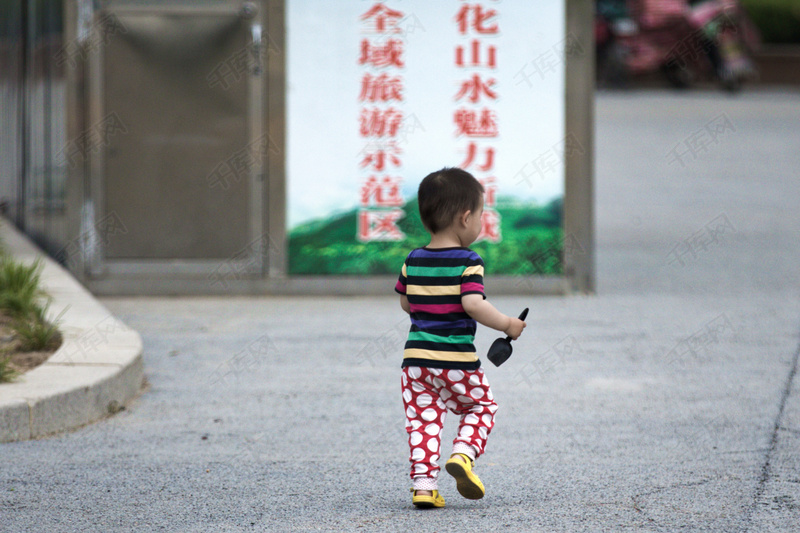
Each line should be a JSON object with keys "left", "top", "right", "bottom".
{"left": 596, "top": 0, "right": 760, "bottom": 91}
{"left": 683, "top": 0, "right": 761, "bottom": 90}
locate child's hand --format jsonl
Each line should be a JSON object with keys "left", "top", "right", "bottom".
{"left": 504, "top": 317, "right": 526, "bottom": 340}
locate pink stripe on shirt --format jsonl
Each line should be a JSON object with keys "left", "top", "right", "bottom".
{"left": 461, "top": 282, "right": 484, "bottom": 294}
{"left": 411, "top": 303, "right": 464, "bottom": 314}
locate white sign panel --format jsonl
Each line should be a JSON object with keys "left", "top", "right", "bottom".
{"left": 287, "top": 1, "right": 568, "bottom": 275}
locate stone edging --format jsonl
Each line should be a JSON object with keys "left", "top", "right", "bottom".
{"left": 0, "top": 220, "right": 144, "bottom": 443}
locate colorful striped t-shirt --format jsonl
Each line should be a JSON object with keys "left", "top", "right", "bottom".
{"left": 394, "top": 247, "right": 486, "bottom": 370}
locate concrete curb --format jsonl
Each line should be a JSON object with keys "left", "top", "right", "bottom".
{"left": 0, "top": 220, "right": 145, "bottom": 443}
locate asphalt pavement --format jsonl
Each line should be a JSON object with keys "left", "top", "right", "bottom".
{"left": 1, "top": 89, "right": 799, "bottom": 532}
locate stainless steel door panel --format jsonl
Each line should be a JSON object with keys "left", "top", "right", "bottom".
{"left": 87, "top": 3, "right": 264, "bottom": 275}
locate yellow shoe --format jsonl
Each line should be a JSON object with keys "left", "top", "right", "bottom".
{"left": 445, "top": 453, "right": 485, "bottom": 500}
{"left": 411, "top": 489, "right": 446, "bottom": 509}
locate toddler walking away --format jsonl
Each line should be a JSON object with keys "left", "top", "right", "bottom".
{"left": 395, "top": 167, "right": 526, "bottom": 509}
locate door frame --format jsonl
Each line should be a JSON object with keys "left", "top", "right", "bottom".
{"left": 65, "top": 0, "right": 286, "bottom": 293}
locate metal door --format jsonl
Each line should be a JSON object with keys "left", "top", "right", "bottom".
{"left": 85, "top": 1, "right": 265, "bottom": 277}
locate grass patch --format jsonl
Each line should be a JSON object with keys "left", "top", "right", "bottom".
{"left": 12, "top": 303, "right": 64, "bottom": 352}
{"left": 0, "top": 247, "right": 63, "bottom": 382}
{"left": 0, "top": 355, "right": 20, "bottom": 383}
{"left": 0, "top": 257, "right": 46, "bottom": 319}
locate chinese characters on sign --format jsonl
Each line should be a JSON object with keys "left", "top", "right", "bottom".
{"left": 454, "top": 1, "right": 501, "bottom": 242}
{"left": 358, "top": 3, "right": 407, "bottom": 242}
{"left": 356, "top": 1, "right": 505, "bottom": 243}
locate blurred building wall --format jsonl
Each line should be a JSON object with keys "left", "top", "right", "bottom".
{"left": 0, "top": 0, "right": 68, "bottom": 256}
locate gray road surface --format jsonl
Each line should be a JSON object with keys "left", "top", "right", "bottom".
{"left": 1, "top": 90, "right": 799, "bottom": 532}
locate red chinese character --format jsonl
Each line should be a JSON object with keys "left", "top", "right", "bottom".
{"left": 360, "top": 107, "right": 404, "bottom": 138}
{"left": 477, "top": 208, "right": 501, "bottom": 242}
{"left": 359, "top": 39, "right": 405, "bottom": 68}
{"left": 360, "top": 176, "right": 404, "bottom": 207}
{"left": 455, "top": 4, "right": 499, "bottom": 35}
{"left": 360, "top": 141, "right": 402, "bottom": 171}
{"left": 358, "top": 209, "right": 406, "bottom": 241}
{"left": 455, "top": 74, "right": 497, "bottom": 103}
{"left": 459, "top": 142, "right": 495, "bottom": 171}
{"left": 359, "top": 73, "right": 404, "bottom": 102}
{"left": 456, "top": 40, "right": 497, "bottom": 68}
{"left": 360, "top": 3, "right": 404, "bottom": 34}
{"left": 454, "top": 108, "right": 498, "bottom": 137}
{"left": 479, "top": 176, "right": 497, "bottom": 207}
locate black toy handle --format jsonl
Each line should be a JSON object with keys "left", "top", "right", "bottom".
{"left": 505, "top": 308, "right": 529, "bottom": 340}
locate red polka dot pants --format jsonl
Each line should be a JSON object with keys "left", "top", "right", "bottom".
{"left": 401, "top": 365, "right": 498, "bottom": 486}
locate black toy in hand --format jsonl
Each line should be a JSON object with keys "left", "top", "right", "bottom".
{"left": 487, "top": 308, "right": 528, "bottom": 367}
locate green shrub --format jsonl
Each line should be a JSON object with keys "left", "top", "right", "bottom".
{"left": 0, "top": 355, "right": 19, "bottom": 383}
{"left": 13, "top": 303, "right": 64, "bottom": 352}
{"left": 288, "top": 197, "right": 565, "bottom": 276}
{"left": 741, "top": 0, "right": 800, "bottom": 44}
{"left": 0, "top": 254, "right": 62, "bottom": 358}
{"left": 0, "top": 257, "right": 47, "bottom": 318}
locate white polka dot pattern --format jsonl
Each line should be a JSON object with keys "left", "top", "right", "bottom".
{"left": 401, "top": 366, "right": 497, "bottom": 482}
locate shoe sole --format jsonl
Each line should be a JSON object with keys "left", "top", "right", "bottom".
{"left": 413, "top": 501, "right": 439, "bottom": 509}
{"left": 412, "top": 497, "right": 445, "bottom": 509}
{"left": 445, "top": 460, "right": 485, "bottom": 500}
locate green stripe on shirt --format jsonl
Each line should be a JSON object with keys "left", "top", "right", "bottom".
{"left": 406, "top": 265, "right": 466, "bottom": 277}
{"left": 407, "top": 330, "right": 475, "bottom": 345}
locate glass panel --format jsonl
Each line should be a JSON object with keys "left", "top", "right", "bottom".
{"left": 0, "top": 0, "right": 24, "bottom": 225}
{"left": 12, "top": 0, "right": 66, "bottom": 254}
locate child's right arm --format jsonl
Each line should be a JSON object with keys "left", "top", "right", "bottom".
{"left": 462, "top": 294, "right": 526, "bottom": 339}
{"left": 400, "top": 294, "right": 410, "bottom": 314}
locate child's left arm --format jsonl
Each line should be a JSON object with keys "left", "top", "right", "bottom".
{"left": 462, "top": 294, "right": 526, "bottom": 339}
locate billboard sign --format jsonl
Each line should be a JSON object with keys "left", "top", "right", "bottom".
{"left": 287, "top": 1, "right": 569, "bottom": 277}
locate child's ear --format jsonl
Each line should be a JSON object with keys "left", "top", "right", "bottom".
{"left": 460, "top": 210, "right": 472, "bottom": 228}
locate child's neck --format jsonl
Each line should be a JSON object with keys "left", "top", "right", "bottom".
{"left": 427, "top": 231, "right": 466, "bottom": 249}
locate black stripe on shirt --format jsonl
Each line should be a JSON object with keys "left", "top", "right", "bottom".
{"left": 404, "top": 340, "right": 476, "bottom": 353}
{"left": 401, "top": 358, "right": 481, "bottom": 371}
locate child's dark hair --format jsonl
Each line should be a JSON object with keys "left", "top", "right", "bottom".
{"left": 418, "top": 167, "right": 484, "bottom": 234}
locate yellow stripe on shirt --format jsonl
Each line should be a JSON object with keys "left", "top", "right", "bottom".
{"left": 403, "top": 348, "right": 478, "bottom": 362}
{"left": 406, "top": 284, "right": 462, "bottom": 296}
{"left": 462, "top": 264, "right": 484, "bottom": 277}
